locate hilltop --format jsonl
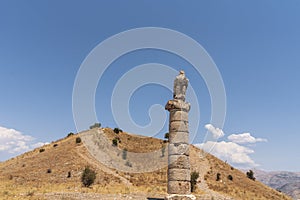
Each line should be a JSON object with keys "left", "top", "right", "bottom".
{"left": 0, "top": 128, "right": 292, "bottom": 200}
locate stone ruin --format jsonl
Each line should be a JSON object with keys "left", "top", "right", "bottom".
{"left": 165, "top": 70, "right": 195, "bottom": 200}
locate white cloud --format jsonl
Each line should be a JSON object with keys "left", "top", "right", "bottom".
{"left": 228, "top": 133, "right": 267, "bottom": 144}
{"left": 196, "top": 124, "right": 269, "bottom": 168}
{"left": 0, "top": 126, "right": 47, "bottom": 159}
{"left": 0, "top": 127, "right": 33, "bottom": 141}
{"left": 0, "top": 126, "right": 32, "bottom": 153}
{"left": 196, "top": 141, "right": 258, "bottom": 167}
{"left": 9, "top": 141, "right": 30, "bottom": 153}
{"left": 205, "top": 124, "right": 224, "bottom": 139}
{"left": 31, "top": 142, "right": 49, "bottom": 149}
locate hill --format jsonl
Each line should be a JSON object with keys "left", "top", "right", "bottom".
{"left": 0, "top": 128, "right": 292, "bottom": 200}
{"left": 253, "top": 169, "right": 300, "bottom": 200}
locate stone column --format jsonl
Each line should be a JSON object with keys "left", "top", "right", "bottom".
{"left": 165, "top": 71, "right": 195, "bottom": 200}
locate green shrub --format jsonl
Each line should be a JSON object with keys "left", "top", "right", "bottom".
{"left": 164, "top": 132, "right": 169, "bottom": 139}
{"left": 112, "top": 138, "right": 118, "bottom": 146}
{"left": 90, "top": 122, "right": 101, "bottom": 129}
{"left": 81, "top": 166, "right": 96, "bottom": 187}
{"left": 122, "top": 148, "right": 127, "bottom": 160}
{"left": 76, "top": 137, "right": 82, "bottom": 144}
{"left": 228, "top": 174, "right": 233, "bottom": 181}
{"left": 47, "top": 169, "right": 51, "bottom": 173}
{"left": 216, "top": 173, "right": 221, "bottom": 181}
{"left": 53, "top": 144, "right": 58, "bottom": 147}
{"left": 67, "top": 132, "right": 74, "bottom": 137}
{"left": 113, "top": 128, "right": 123, "bottom": 134}
{"left": 39, "top": 148, "right": 45, "bottom": 153}
{"left": 246, "top": 170, "right": 255, "bottom": 181}
{"left": 191, "top": 171, "right": 199, "bottom": 192}
{"left": 161, "top": 146, "right": 166, "bottom": 157}
{"left": 125, "top": 161, "right": 132, "bottom": 167}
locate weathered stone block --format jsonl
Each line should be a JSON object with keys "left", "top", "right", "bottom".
{"left": 170, "top": 110, "right": 188, "bottom": 122}
{"left": 169, "top": 143, "right": 189, "bottom": 156}
{"left": 169, "top": 155, "right": 190, "bottom": 169}
{"left": 167, "top": 181, "right": 191, "bottom": 194}
{"left": 165, "top": 99, "right": 191, "bottom": 112}
{"left": 169, "top": 132, "right": 189, "bottom": 144}
{"left": 170, "top": 121, "right": 188, "bottom": 132}
{"left": 168, "top": 168, "right": 191, "bottom": 181}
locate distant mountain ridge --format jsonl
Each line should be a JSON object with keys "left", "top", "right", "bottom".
{"left": 253, "top": 169, "right": 300, "bottom": 200}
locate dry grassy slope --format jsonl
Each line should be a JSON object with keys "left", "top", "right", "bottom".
{"left": 0, "top": 128, "right": 292, "bottom": 200}
{"left": 203, "top": 151, "right": 291, "bottom": 200}
{"left": 0, "top": 132, "right": 123, "bottom": 185}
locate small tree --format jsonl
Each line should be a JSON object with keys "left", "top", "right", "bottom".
{"left": 125, "top": 161, "right": 132, "bottom": 167}
{"left": 112, "top": 138, "right": 118, "bottom": 146}
{"left": 90, "top": 122, "right": 101, "bottom": 129}
{"left": 114, "top": 128, "right": 123, "bottom": 134}
{"left": 114, "top": 128, "right": 120, "bottom": 134}
{"left": 216, "top": 173, "right": 221, "bottom": 181}
{"left": 81, "top": 166, "right": 96, "bottom": 187}
{"left": 191, "top": 171, "right": 199, "bottom": 192}
{"left": 67, "top": 132, "right": 74, "bottom": 137}
{"left": 246, "top": 170, "right": 256, "bottom": 181}
{"left": 161, "top": 146, "right": 166, "bottom": 157}
{"left": 76, "top": 137, "right": 82, "bottom": 144}
{"left": 164, "top": 132, "right": 169, "bottom": 139}
{"left": 122, "top": 148, "right": 127, "bottom": 160}
{"left": 67, "top": 171, "right": 71, "bottom": 178}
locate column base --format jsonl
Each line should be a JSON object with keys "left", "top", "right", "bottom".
{"left": 165, "top": 194, "right": 196, "bottom": 200}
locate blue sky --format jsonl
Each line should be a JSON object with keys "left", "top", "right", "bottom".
{"left": 0, "top": 1, "right": 299, "bottom": 171}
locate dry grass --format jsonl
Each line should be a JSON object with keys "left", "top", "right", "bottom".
{"left": 203, "top": 152, "right": 291, "bottom": 200}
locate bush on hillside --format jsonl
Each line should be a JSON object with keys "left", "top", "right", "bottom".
{"left": 161, "top": 146, "right": 166, "bottom": 157}
{"left": 89, "top": 122, "right": 101, "bottom": 129}
{"left": 81, "top": 166, "right": 96, "bottom": 187}
{"left": 113, "top": 128, "right": 123, "bottom": 134}
{"left": 125, "top": 161, "right": 132, "bottom": 167}
{"left": 76, "top": 137, "right": 82, "bottom": 143}
{"left": 122, "top": 148, "right": 127, "bottom": 160}
{"left": 112, "top": 138, "right": 118, "bottom": 146}
{"left": 216, "top": 173, "right": 221, "bottom": 181}
{"left": 39, "top": 148, "right": 45, "bottom": 153}
{"left": 246, "top": 170, "right": 256, "bottom": 181}
{"left": 191, "top": 171, "right": 199, "bottom": 192}
{"left": 164, "top": 132, "right": 169, "bottom": 139}
{"left": 67, "top": 132, "right": 74, "bottom": 137}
